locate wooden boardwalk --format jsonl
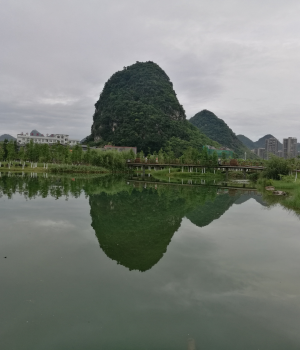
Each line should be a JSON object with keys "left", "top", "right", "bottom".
{"left": 126, "top": 162, "right": 265, "bottom": 180}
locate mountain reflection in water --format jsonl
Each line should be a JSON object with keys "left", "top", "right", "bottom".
{"left": 90, "top": 185, "right": 264, "bottom": 271}
{"left": 0, "top": 174, "right": 266, "bottom": 272}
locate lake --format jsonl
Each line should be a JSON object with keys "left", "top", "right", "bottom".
{"left": 1, "top": 174, "right": 300, "bottom": 349}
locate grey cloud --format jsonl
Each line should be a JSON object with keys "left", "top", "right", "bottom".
{"left": 1, "top": 0, "right": 300, "bottom": 141}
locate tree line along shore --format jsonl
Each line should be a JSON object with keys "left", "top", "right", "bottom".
{"left": 0, "top": 138, "right": 299, "bottom": 209}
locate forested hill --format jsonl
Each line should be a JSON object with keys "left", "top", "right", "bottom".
{"left": 236, "top": 135, "right": 255, "bottom": 149}
{"left": 90, "top": 61, "right": 218, "bottom": 154}
{"left": 0, "top": 134, "right": 16, "bottom": 141}
{"left": 189, "top": 110, "right": 254, "bottom": 158}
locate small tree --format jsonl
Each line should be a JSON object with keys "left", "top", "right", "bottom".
{"left": 3, "top": 139, "right": 8, "bottom": 160}
{"left": 0, "top": 145, "right": 4, "bottom": 161}
{"left": 167, "top": 150, "right": 175, "bottom": 163}
{"left": 38, "top": 144, "right": 48, "bottom": 163}
{"left": 7, "top": 140, "right": 16, "bottom": 162}
{"left": 262, "top": 155, "right": 291, "bottom": 180}
{"left": 71, "top": 145, "right": 82, "bottom": 163}
{"left": 25, "top": 140, "right": 35, "bottom": 162}
{"left": 78, "top": 145, "right": 83, "bottom": 162}
{"left": 201, "top": 147, "right": 209, "bottom": 164}
{"left": 158, "top": 148, "right": 164, "bottom": 163}
{"left": 294, "top": 157, "right": 300, "bottom": 181}
{"left": 212, "top": 151, "right": 218, "bottom": 165}
{"left": 83, "top": 145, "right": 91, "bottom": 164}
{"left": 18, "top": 147, "right": 25, "bottom": 162}
{"left": 129, "top": 149, "right": 135, "bottom": 160}
{"left": 33, "top": 143, "right": 40, "bottom": 162}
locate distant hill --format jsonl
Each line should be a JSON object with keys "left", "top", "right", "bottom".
{"left": 237, "top": 134, "right": 283, "bottom": 150}
{"left": 0, "top": 134, "right": 16, "bottom": 141}
{"left": 254, "top": 134, "right": 283, "bottom": 150}
{"left": 90, "top": 61, "right": 218, "bottom": 154}
{"left": 189, "top": 110, "right": 255, "bottom": 158}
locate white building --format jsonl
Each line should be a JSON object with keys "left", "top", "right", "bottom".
{"left": 17, "top": 130, "right": 80, "bottom": 146}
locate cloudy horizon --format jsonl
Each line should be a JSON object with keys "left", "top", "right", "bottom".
{"left": 1, "top": 0, "right": 299, "bottom": 143}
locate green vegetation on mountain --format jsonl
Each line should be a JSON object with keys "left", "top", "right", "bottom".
{"left": 189, "top": 109, "right": 255, "bottom": 158}
{"left": 90, "top": 61, "right": 218, "bottom": 154}
{"left": 236, "top": 135, "right": 255, "bottom": 150}
{"left": 90, "top": 188, "right": 182, "bottom": 272}
{"left": 89, "top": 184, "right": 220, "bottom": 271}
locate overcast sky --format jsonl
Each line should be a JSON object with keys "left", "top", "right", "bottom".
{"left": 1, "top": 0, "right": 299, "bottom": 141}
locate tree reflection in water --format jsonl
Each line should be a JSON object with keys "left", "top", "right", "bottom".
{"left": 0, "top": 174, "right": 266, "bottom": 272}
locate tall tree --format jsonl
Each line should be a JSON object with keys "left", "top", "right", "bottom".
{"left": 3, "top": 139, "right": 8, "bottom": 160}
{"left": 25, "top": 140, "right": 35, "bottom": 161}
{"left": 18, "top": 147, "right": 25, "bottom": 162}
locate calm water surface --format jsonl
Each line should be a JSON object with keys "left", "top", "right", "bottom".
{"left": 1, "top": 174, "right": 300, "bottom": 349}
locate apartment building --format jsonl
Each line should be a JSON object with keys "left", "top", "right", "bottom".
{"left": 277, "top": 150, "right": 283, "bottom": 158}
{"left": 265, "top": 138, "right": 279, "bottom": 159}
{"left": 283, "top": 137, "right": 297, "bottom": 158}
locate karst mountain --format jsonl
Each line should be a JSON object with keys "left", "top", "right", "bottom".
{"left": 90, "top": 61, "right": 218, "bottom": 153}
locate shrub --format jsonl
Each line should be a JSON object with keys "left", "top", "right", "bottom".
{"left": 261, "top": 156, "right": 291, "bottom": 180}
{"left": 248, "top": 172, "right": 260, "bottom": 182}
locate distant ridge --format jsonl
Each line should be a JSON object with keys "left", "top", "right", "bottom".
{"left": 0, "top": 134, "right": 16, "bottom": 141}
{"left": 254, "top": 134, "right": 283, "bottom": 150}
{"left": 237, "top": 134, "right": 283, "bottom": 150}
{"left": 29, "top": 130, "right": 43, "bottom": 136}
{"left": 239, "top": 134, "right": 300, "bottom": 153}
